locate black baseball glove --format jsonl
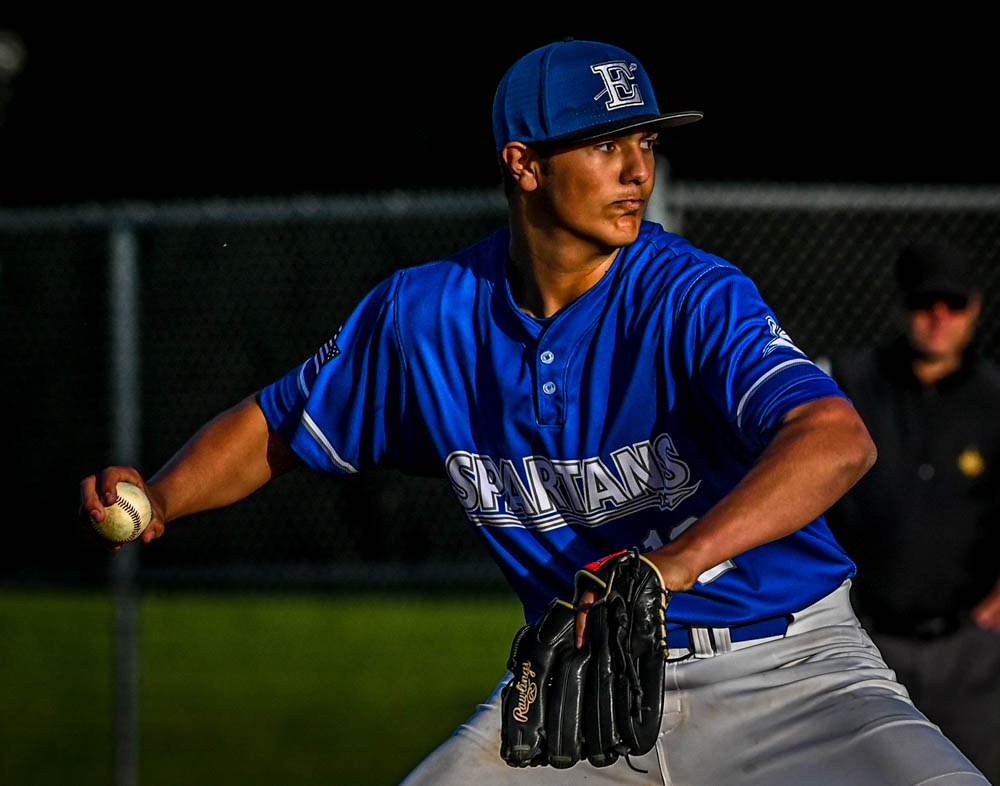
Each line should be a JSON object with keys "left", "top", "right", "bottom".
{"left": 500, "top": 548, "right": 671, "bottom": 769}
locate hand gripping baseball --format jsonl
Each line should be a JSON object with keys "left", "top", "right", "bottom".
{"left": 500, "top": 549, "right": 671, "bottom": 770}
{"left": 79, "top": 467, "right": 165, "bottom": 548}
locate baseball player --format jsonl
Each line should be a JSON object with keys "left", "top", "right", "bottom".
{"left": 81, "top": 41, "right": 989, "bottom": 784}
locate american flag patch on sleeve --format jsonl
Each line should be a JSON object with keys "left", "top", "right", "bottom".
{"left": 312, "top": 326, "right": 342, "bottom": 372}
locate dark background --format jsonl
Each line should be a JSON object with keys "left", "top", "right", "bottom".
{"left": 4, "top": 14, "right": 1000, "bottom": 588}
{"left": 1, "top": 13, "right": 998, "bottom": 208}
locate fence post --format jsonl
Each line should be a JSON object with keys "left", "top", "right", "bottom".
{"left": 648, "top": 154, "right": 680, "bottom": 233}
{"left": 109, "top": 221, "right": 141, "bottom": 786}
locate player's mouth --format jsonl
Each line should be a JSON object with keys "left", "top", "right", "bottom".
{"left": 613, "top": 197, "right": 645, "bottom": 212}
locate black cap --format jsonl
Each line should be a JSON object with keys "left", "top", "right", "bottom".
{"left": 894, "top": 241, "right": 978, "bottom": 298}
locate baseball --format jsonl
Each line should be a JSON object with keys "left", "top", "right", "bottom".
{"left": 93, "top": 482, "right": 152, "bottom": 543}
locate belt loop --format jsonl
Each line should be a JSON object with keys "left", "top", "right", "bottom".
{"left": 691, "top": 627, "right": 714, "bottom": 658}
{"left": 711, "top": 627, "right": 732, "bottom": 653}
{"left": 689, "top": 626, "right": 735, "bottom": 657}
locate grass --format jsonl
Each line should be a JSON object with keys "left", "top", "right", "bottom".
{"left": 0, "top": 589, "right": 525, "bottom": 786}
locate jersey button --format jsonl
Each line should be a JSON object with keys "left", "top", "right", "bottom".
{"left": 540, "top": 350, "right": 555, "bottom": 364}
{"left": 542, "top": 381, "right": 557, "bottom": 395}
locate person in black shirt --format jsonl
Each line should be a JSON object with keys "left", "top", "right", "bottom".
{"left": 827, "top": 240, "right": 1000, "bottom": 781}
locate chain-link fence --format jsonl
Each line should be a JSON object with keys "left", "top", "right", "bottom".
{"left": 4, "top": 180, "right": 1000, "bottom": 591}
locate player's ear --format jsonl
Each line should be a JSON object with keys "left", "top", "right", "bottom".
{"left": 501, "top": 142, "right": 541, "bottom": 193}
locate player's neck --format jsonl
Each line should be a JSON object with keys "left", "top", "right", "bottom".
{"left": 507, "top": 226, "right": 620, "bottom": 319}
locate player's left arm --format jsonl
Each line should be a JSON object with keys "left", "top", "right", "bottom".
{"left": 645, "top": 395, "right": 877, "bottom": 591}
{"left": 971, "top": 578, "right": 1000, "bottom": 631}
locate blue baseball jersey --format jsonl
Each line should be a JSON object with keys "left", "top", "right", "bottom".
{"left": 259, "top": 221, "right": 855, "bottom": 626}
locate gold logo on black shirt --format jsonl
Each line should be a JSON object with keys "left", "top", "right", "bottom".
{"left": 957, "top": 446, "right": 985, "bottom": 478}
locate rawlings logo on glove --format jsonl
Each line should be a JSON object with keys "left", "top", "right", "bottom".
{"left": 500, "top": 548, "right": 671, "bottom": 769}
{"left": 511, "top": 661, "right": 539, "bottom": 722}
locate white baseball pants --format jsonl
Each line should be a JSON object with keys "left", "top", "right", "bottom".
{"left": 401, "top": 581, "right": 988, "bottom": 785}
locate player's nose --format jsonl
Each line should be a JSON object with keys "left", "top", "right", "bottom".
{"left": 620, "top": 142, "right": 652, "bottom": 186}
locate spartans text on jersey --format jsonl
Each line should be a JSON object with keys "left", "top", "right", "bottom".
{"left": 445, "top": 433, "right": 701, "bottom": 531}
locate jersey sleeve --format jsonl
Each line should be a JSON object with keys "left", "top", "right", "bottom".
{"left": 257, "top": 272, "right": 408, "bottom": 475}
{"left": 676, "top": 264, "right": 845, "bottom": 453}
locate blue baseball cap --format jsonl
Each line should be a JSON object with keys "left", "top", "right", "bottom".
{"left": 493, "top": 40, "right": 703, "bottom": 152}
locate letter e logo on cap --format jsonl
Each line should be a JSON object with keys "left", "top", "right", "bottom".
{"left": 590, "top": 61, "right": 644, "bottom": 110}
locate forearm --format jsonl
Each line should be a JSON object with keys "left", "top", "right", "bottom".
{"left": 649, "top": 396, "right": 877, "bottom": 590}
{"left": 147, "top": 394, "right": 299, "bottom": 524}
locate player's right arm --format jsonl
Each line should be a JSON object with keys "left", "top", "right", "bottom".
{"left": 83, "top": 271, "right": 406, "bottom": 548}
{"left": 80, "top": 394, "right": 301, "bottom": 545}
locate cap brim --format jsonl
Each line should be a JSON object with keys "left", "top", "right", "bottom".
{"left": 909, "top": 279, "right": 975, "bottom": 297}
{"left": 543, "top": 110, "right": 704, "bottom": 147}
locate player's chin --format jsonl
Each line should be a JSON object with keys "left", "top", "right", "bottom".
{"left": 609, "top": 214, "right": 644, "bottom": 244}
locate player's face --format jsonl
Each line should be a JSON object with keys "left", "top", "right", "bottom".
{"left": 904, "top": 292, "right": 981, "bottom": 362}
{"left": 536, "top": 129, "right": 657, "bottom": 252}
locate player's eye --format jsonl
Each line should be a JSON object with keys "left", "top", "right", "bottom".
{"left": 641, "top": 135, "right": 659, "bottom": 150}
{"left": 595, "top": 140, "right": 616, "bottom": 152}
